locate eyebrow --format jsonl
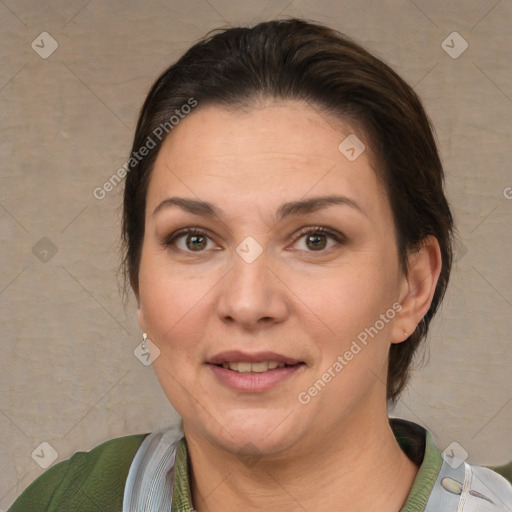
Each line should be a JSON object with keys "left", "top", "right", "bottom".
{"left": 152, "top": 195, "right": 366, "bottom": 221}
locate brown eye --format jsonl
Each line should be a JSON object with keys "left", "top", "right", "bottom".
{"left": 165, "top": 228, "right": 216, "bottom": 253}
{"left": 305, "top": 233, "right": 328, "bottom": 250}
{"left": 186, "top": 233, "right": 207, "bottom": 251}
{"left": 293, "top": 227, "right": 342, "bottom": 252}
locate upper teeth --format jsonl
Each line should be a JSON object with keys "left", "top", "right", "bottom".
{"left": 222, "top": 361, "right": 285, "bottom": 373}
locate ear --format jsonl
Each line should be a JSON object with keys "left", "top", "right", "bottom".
{"left": 137, "top": 305, "right": 145, "bottom": 332}
{"left": 392, "top": 235, "right": 443, "bottom": 344}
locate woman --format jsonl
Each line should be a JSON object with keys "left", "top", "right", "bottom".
{"left": 9, "top": 18, "right": 512, "bottom": 512}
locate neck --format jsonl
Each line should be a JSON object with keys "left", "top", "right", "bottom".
{"left": 185, "top": 410, "right": 419, "bottom": 512}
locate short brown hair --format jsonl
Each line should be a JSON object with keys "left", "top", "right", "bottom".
{"left": 122, "top": 18, "right": 454, "bottom": 402}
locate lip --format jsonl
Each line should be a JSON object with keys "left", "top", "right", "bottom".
{"left": 208, "top": 363, "right": 304, "bottom": 392}
{"left": 207, "top": 350, "right": 302, "bottom": 365}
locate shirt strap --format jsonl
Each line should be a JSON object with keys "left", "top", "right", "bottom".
{"left": 122, "top": 424, "right": 184, "bottom": 512}
{"left": 425, "top": 458, "right": 512, "bottom": 511}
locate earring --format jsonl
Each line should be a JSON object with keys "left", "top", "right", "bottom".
{"left": 141, "top": 332, "right": 148, "bottom": 351}
{"left": 403, "top": 329, "right": 408, "bottom": 338}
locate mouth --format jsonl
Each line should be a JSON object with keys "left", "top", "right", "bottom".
{"left": 206, "top": 351, "right": 306, "bottom": 392}
{"left": 213, "top": 361, "right": 303, "bottom": 373}
{"left": 207, "top": 350, "right": 305, "bottom": 370}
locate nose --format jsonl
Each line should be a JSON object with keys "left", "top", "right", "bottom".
{"left": 216, "top": 250, "right": 289, "bottom": 330}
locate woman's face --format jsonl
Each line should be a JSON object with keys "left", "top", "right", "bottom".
{"left": 137, "top": 100, "right": 409, "bottom": 456}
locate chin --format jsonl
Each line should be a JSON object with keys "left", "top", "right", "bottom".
{"left": 188, "top": 407, "right": 304, "bottom": 455}
{"left": 215, "top": 429, "right": 301, "bottom": 460}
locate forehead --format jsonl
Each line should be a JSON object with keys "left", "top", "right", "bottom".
{"left": 147, "top": 101, "right": 388, "bottom": 221}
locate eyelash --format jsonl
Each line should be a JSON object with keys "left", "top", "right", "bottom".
{"left": 163, "top": 226, "right": 344, "bottom": 254}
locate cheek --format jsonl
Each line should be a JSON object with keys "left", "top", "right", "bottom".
{"left": 304, "top": 262, "right": 396, "bottom": 324}
{"left": 296, "top": 261, "right": 400, "bottom": 373}
{"left": 138, "top": 262, "right": 205, "bottom": 402}
{"left": 138, "top": 250, "right": 215, "bottom": 354}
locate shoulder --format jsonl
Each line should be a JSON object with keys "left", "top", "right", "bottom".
{"left": 426, "top": 458, "right": 512, "bottom": 511}
{"left": 488, "top": 460, "right": 512, "bottom": 485}
{"left": 8, "top": 433, "right": 149, "bottom": 512}
{"left": 465, "top": 463, "right": 512, "bottom": 507}
{"left": 390, "top": 418, "right": 512, "bottom": 510}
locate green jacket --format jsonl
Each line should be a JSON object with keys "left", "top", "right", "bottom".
{"left": 7, "top": 425, "right": 512, "bottom": 511}
{"left": 8, "top": 434, "right": 147, "bottom": 512}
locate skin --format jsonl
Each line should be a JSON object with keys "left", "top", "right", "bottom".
{"left": 136, "top": 100, "right": 442, "bottom": 511}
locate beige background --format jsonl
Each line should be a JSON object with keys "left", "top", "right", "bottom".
{"left": 1, "top": 0, "right": 511, "bottom": 507}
